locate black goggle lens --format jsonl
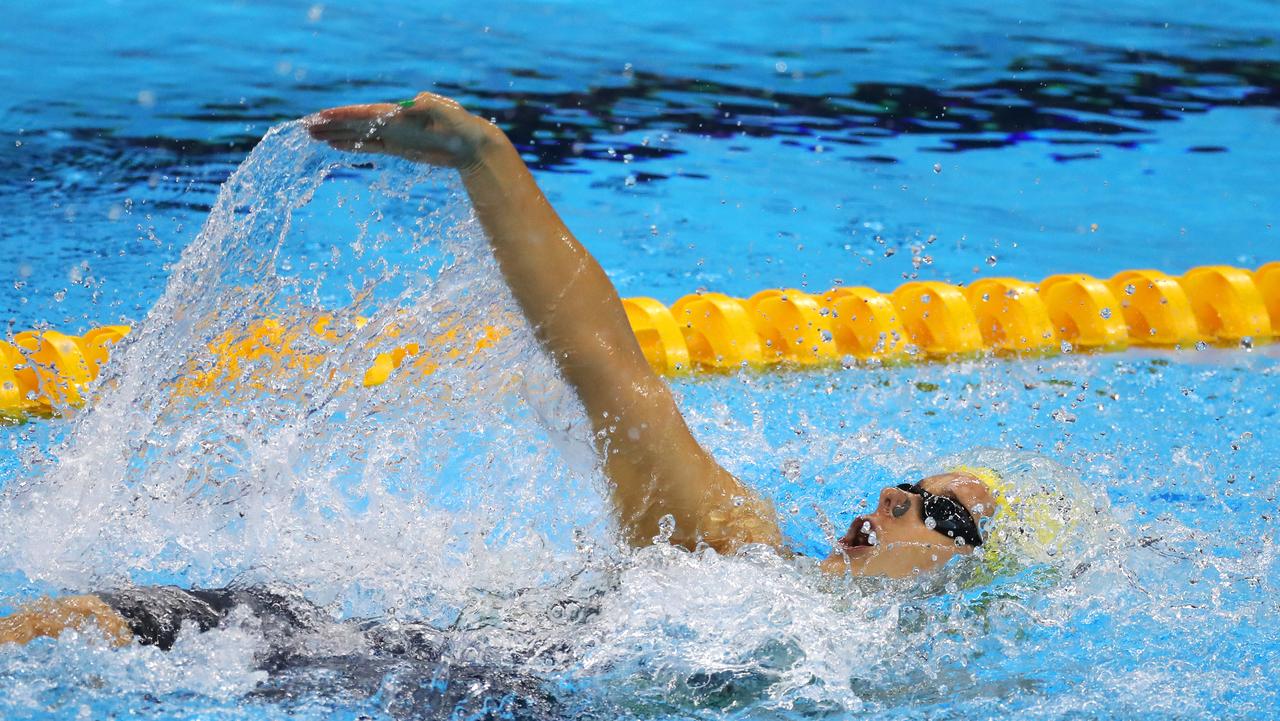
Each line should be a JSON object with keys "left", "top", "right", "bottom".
{"left": 895, "top": 483, "right": 983, "bottom": 547}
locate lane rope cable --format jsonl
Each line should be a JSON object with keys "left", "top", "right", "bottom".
{"left": 3, "top": 262, "right": 1277, "bottom": 419}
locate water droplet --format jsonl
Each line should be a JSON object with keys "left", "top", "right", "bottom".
{"left": 1051, "top": 408, "right": 1078, "bottom": 423}
{"left": 1099, "top": 307, "right": 1113, "bottom": 319}
{"left": 1195, "top": 341, "right": 1207, "bottom": 351}
{"left": 1060, "top": 340, "right": 1074, "bottom": 353}
{"left": 986, "top": 255, "right": 997, "bottom": 266}
{"left": 654, "top": 514, "right": 676, "bottom": 544}
{"left": 932, "top": 163, "right": 942, "bottom": 174}
{"left": 1124, "top": 283, "right": 1136, "bottom": 295}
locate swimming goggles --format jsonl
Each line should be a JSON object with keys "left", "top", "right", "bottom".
{"left": 896, "top": 483, "right": 984, "bottom": 547}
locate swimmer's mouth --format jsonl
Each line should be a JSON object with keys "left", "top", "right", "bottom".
{"left": 838, "top": 515, "right": 880, "bottom": 551}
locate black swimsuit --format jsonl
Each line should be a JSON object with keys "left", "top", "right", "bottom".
{"left": 88, "top": 574, "right": 631, "bottom": 719}
{"left": 98, "top": 573, "right": 610, "bottom": 660}
{"left": 97, "top": 584, "right": 325, "bottom": 652}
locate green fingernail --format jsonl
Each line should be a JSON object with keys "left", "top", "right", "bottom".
{"left": 397, "top": 99, "right": 415, "bottom": 108}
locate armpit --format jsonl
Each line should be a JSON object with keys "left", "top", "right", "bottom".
{"left": 699, "top": 493, "right": 784, "bottom": 554}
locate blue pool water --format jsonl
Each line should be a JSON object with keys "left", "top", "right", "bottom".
{"left": 1, "top": 1, "right": 1278, "bottom": 719}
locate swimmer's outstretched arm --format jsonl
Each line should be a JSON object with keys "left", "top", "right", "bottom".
{"left": 309, "top": 92, "right": 782, "bottom": 553}
{"left": 0, "top": 595, "right": 132, "bottom": 647}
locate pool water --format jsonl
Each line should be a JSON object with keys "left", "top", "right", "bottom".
{"left": 2, "top": 1, "right": 1278, "bottom": 719}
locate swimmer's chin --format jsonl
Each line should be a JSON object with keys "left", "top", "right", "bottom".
{"left": 819, "top": 542, "right": 879, "bottom": 576}
{"left": 840, "top": 542, "right": 874, "bottom": 555}
{"left": 819, "top": 541, "right": 956, "bottom": 579}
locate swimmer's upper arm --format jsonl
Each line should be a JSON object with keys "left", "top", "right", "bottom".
{"left": 460, "top": 123, "right": 782, "bottom": 553}
{"left": 569, "top": 332, "right": 782, "bottom": 552}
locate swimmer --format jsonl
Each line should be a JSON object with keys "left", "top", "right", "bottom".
{"left": 302, "top": 91, "right": 998, "bottom": 576}
{"left": 0, "top": 91, "right": 996, "bottom": 649}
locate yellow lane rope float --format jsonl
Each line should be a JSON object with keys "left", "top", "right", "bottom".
{"left": 2, "top": 263, "right": 1277, "bottom": 418}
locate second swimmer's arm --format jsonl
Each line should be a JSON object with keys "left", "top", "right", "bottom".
{"left": 309, "top": 92, "right": 782, "bottom": 553}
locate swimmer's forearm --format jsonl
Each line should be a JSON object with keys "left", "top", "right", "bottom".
{"left": 0, "top": 595, "right": 132, "bottom": 647}
{"left": 457, "top": 130, "right": 683, "bottom": 472}
{"left": 457, "top": 129, "right": 783, "bottom": 552}
{"left": 458, "top": 127, "right": 646, "bottom": 385}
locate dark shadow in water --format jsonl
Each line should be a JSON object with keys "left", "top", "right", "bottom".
{"left": 249, "top": 652, "right": 562, "bottom": 721}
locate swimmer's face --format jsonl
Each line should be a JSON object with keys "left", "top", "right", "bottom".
{"left": 820, "top": 472, "right": 995, "bottom": 578}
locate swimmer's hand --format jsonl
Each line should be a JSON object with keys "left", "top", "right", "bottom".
{"left": 306, "top": 91, "right": 499, "bottom": 171}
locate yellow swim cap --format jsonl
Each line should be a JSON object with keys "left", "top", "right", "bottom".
{"left": 950, "top": 464, "right": 1009, "bottom": 513}
{"left": 949, "top": 464, "right": 1075, "bottom": 569}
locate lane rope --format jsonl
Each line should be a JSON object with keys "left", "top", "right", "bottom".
{"left": 3, "top": 263, "right": 1276, "bottom": 418}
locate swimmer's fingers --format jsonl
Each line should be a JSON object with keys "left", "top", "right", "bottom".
{"left": 307, "top": 92, "right": 494, "bottom": 168}
{"left": 323, "top": 138, "right": 388, "bottom": 155}
{"left": 306, "top": 104, "right": 400, "bottom": 150}
{"left": 307, "top": 103, "right": 400, "bottom": 135}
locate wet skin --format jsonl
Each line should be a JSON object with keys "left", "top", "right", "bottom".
{"left": 820, "top": 472, "right": 997, "bottom": 578}
{"left": 0, "top": 595, "right": 132, "bottom": 647}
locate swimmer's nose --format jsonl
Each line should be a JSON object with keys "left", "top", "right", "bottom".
{"left": 877, "top": 486, "right": 914, "bottom": 518}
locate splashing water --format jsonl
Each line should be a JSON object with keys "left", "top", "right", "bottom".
{"left": 0, "top": 121, "right": 609, "bottom": 610}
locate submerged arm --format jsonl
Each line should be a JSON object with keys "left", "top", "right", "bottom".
{"left": 308, "top": 92, "right": 781, "bottom": 553}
